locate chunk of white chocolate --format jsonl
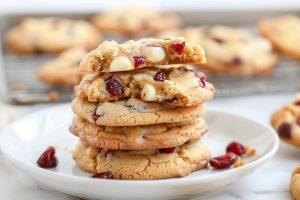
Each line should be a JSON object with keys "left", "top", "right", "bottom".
{"left": 109, "top": 56, "right": 134, "bottom": 72}
{"left": 141, "top": 45, "right": 166, "bottom": 63}
{"left": 141, "top": 84, "right": 158, "bottom": 101}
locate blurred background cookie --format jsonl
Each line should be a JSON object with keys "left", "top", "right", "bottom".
{"left": 291, "top": 166, "right": 300, "bottom": 200}
{"left": 91, "top": 7, "right": 182, "bottom": 36}
{"left": 158, "top": 25, "right": 278, "bottom": 76}
{"left": 271, "top": 94, "right": 300, "bottom": 148}
{"left": 5, "top": 17, "right": 101, "bottom": 54}
{"left": 38, "top": 47, "right": 87, "bottom": 86}
{"left": 259, "top": 15, "right": 300, "bottom": 61}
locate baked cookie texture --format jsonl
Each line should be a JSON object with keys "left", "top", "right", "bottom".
{"left": 69, "top": 36, "right": 214, "bottom": 180}
{"left": 259, "top": 15, "right": 300, "bottom": 61}
{"left": 73, "top": 139, "right": 210, "bottom": 180}
{"left": 71, "top": 97, "right": 206, "bottom": 126}
{"left": 38, "top": 47, "right": 87, "bottom": 86}
{"left": 158, "top": 25, "right": 278, "bottom": 75}
{"left": 91, "top": 7, "right": 181, "bottom": 35}
{"left": 291, "top": 166, "right": 300, "bottom": 200}
{"left": 5, "top": 17, "right": 101, "bottom": 54}
{"left": 79, "top": 37, "right": 206, "bottom": 73}
{"left": 75, "top": 65, "right": 215, "bottom": 106}
{"left": 271, "top": 95, "right": 300, "bottom": 147}
{"left": 70, "top": 116, "right": 207, "bottom": 150}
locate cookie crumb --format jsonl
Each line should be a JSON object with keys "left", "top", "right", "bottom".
{"left": 64, "top": 145, "right": 69, "bottom": 151}
{"left": 245, "top": 145, "right": 256, "bottom": 156}
{"left": 52, "top": 144, "right": 60, "bottom": 150}
{"left": 47, "top": 91, "right": 59, "bottom": 102}
{"left": 233, "top": 156, "right": 246, "bottom": 168}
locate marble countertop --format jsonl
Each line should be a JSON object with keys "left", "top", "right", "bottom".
{"left": 0, "top": 93, "right": 297, "bottom": 200}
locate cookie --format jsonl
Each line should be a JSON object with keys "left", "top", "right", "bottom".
{"left": 91, "top": 7, "right": 181, "bottom": 35}
{"left": 73, "top": 139, "right": 210, "bottom": 180}
{"left": 70, "top": 116, "right": 207, "bottom": 150}
{"left": 158, "top": 25, "right": 278, "bottom": 75}
{"left": 79, "top": 37, "right": 206, "bottom": 73}
{"left": 71, "top": 97, "right": 206, "bottom": 126}
{"left": 75, "top": 65, "right": 214, "bottom": 106}
{"left": 5, "top": 17, "right": 101, "bottom": 54}
{"left": 271, "top": 95, "right": 300, "bottom": 147}
{"left": 258, "top": 15, "right": 300, "bottom": 61}
{"left": 291, "top": 166, "right": 300, "bottom": 200}
{"left": 38, "top": 47, "right": 87, "bottom": 86}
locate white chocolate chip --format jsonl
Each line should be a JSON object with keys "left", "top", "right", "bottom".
{"left": 133, "top": 74, "right": 153, "bottom": 81}
{"left": 109, "top": 56, "right": 133, "bottom": 72}
{"left": 141, "top": 45, "right": 166, "bottom": 63}
{"left": 141, "top": 84, "right": 157, "bottom": 101}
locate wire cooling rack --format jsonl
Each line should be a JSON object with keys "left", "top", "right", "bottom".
{"left": 2, "top": 53, "right": 300, "bottom": 104}
{"left": 1, "top": 13, "right": 300, "bottom": 104}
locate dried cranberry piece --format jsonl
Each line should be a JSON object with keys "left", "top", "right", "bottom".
{"left": 294, "top": 100, "right": 300, "bottom": 106}
{"left": 91, "top": 172, "right": 113, "bottom": 179}
{"left": 163, "top": 97, "right": 178, "bottom": 103}
{"left": 226, "top": 142, "right": 246, "bottom": 156}
{"left": 153, "top": 71, "right": 166, "bottom": 82}
{"left": 100, "top": 149, "right": 115, "bottom": 157}
{"left": 158, "top": 147, "right": 176, "bottom": 154}
{"left": 209, "top": 152, "right": 237, "bottom": 169}
{"left": 105, "top": 75, "right": 124, "bottom": 97}
{"left": 133, "top": 56, "right": 146, "bottom": 68}
{"left": 37, "top": 146, "right": 58, "bottom": 168}
{"left": 92, "top": 107, "right": 101, "bottom": 122}
{"left": 296, "top": 117, "right": 300, "bottom": 126}
{"left": 231, "top": 57, "right": 242, "bottom": 66}
{"left": 278, "top": 122, "right": 292, "bottom": 139}
{"left": 171, "top": 41, "right": 185, "bottom": 55}
{"left": 198, "top": 76, "right": 206, "bottom": 88}
{"left": 212, "top": 37, "right": 224, "bottom": 44}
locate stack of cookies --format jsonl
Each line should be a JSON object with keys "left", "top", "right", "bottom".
{"left": 70, "top": 37, "right": 215, "bottom": 180}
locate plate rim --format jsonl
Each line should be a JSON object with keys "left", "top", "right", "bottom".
{"left": 0, "top": 103, "right": 279, "bottom": 186}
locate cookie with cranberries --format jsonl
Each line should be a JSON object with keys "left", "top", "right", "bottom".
{"left": 79, "top": 37, "right": 206, "bottom": 73}
{"left": 75, "top": 65, "right": 214, "bottom": 107}
{"left": 271, "top": 94, "right": 300, "bottom": 147}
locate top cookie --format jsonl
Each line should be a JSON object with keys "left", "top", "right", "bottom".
{"left": 271, "top": 94, "right": 300, "bottom": 148}
{"left": 91, "top": 7, "right": 181, "bottom": 35}
{"left": 258, "top": 15, "right": 300, "bottom": 61}
{"left": 79, "top": 37, "right": 206, "bottom": 73}
{"left": 158, "top": 25, "right": 278, "bottom": 75}
{"left": 38, "top": 47, "right": 87, "bottom": 86}
{"left": 5, "top": 17, "right": 101, "bottom": 54}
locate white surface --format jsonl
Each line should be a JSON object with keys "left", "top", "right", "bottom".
{"left": 0, "top": 105, "right": 278, "bottom": 199}
{"left": 0, "top": 93, "right": 297, "bottom": 200}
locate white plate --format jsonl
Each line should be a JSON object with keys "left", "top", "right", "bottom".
{"left": 0, "top": 104, "right": 279, "bottom": 200}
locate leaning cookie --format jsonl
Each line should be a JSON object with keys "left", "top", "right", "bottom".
{"left": 79, "top": 37, "right": 206, "bottom": 73}
{"left": 73, "top": 139, "right": 210, "bottom": 180}
{"left": 75, "top": 65, "right": 214, "bottom": 106}
{"left": 258, "top": 15, "right": 300, "bottom": 61}
{"left": 71, "top": 97, "right": 206, "bottom": 126}
{"left": 291, "top": 166, "right": 300, "bottom": 200}
{"left": 5, "top": 17, "right": 101, "bottom": 54}
{"left": 70, "top": 116, "right": 207, "bottom": 150}
{"left": 158, "top": 25, "right": 278, "bottom": 75}
{"left": 271, "top": 95, "right": 300, "bottom": 147}
{"left": 38, "top": 47, "right": 87, "bottom": 86}
{"left": 91, "top": 7, "right": 181, "bottom": 35}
